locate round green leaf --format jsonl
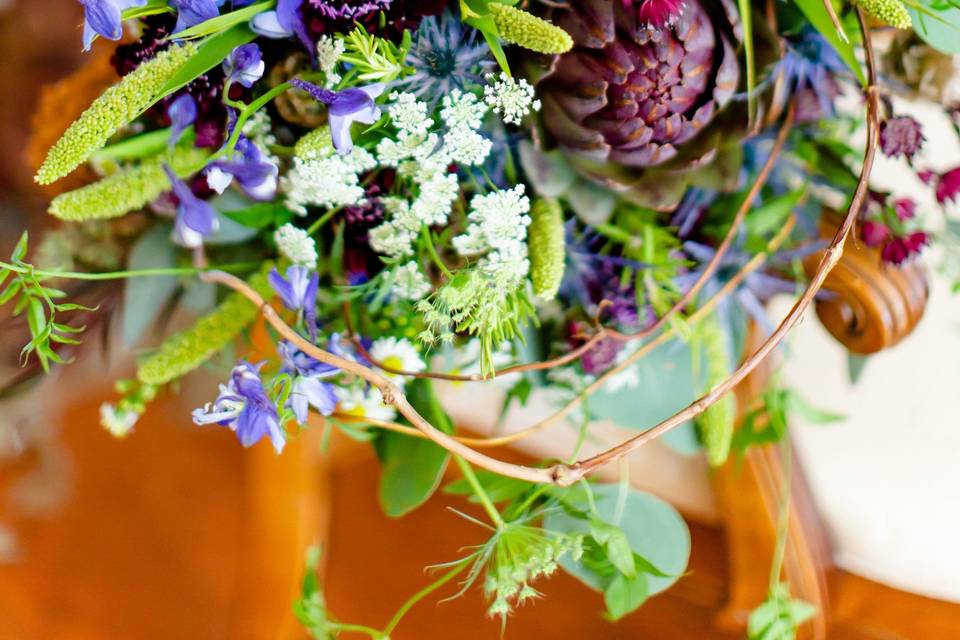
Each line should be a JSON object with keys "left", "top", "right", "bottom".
{"left": 909, "top": 2, "right": 960, "bottom": 54}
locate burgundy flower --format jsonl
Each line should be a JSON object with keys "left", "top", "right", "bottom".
{"left": 861, "top": 220, "right": 890, "bottom": 247}
{"left": 879, "top": 115, "right": 924, "bottom": 161}
{"left": 881, "top": 232, "right": 928, "bottom": 265}
{"left": 935, "top": 167, "right": 960, "bottom": 204}
{"left": 569, "top": 322, "right": 623, "bottom": 375}
{"left": 620, "top": 0, "right": 687, "bottom": 29}
{"left": 893, "top": 198, "right": 916, "bottom": 221}
{"left": 302, "top": 0, "right": 444, "bottom": 39}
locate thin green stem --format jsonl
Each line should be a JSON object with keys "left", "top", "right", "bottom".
{"left": 327, "top": 622, "right": 385, "bottom": 638}
{"left": 769, "top": 437, "right": 793, "bottom": 593}
{"left": 381, "top": 560, "right": 469, "bottom": 636}
{"left": 506, "top": 484, "right": 549, "bottom": 521}
{"left": 454, "top": 455, "right": 504, "bottom": 529}
{"left": 580, "top": 479, "right": 599, "bottom": 517}
{"left": 0, "top": 261, "right": 259, "bottom": 282}
{"left": 307, "top": 207, "right": 342, "bottom": 236}
{"left": 420, "top": 226, "right": 453, "bottom": 279}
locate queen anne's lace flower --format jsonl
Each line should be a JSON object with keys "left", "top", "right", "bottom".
{"left": 275, "top": 224, "right": 319, "bottom": 269}
{"left": 454, "top": 185, "right": 533, "bottom": 288}
{"left": 391, "top": 261, "right": 432, "bottom": 301}
{"left": 316, "top": 35, "right": 346, "bottom": 86}
{"left": 283, "top": 145, "right": 376, "bottom": 215}
{"left": 443, "top": 126, "right": 492, "bottom": 166}
{"left": 441, "top": 89, "right": 488, "bottom": 130}
{"left": 484, "top": 73, "right": 541, "bottom": 126}
{"left": 387, "top": 92, "right": 434, "bottom": 136}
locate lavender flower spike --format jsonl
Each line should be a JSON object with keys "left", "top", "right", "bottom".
{"left": 224, "top": 43, "right": 265, "bottom": 88}
{"left": 163, "top": 165, "right": 219, "bottom": 248}
{"left": 78, "top": 0, "right": 147, "bottom": 51}
{"left": 268, "top": 265, "right": 319, "bottom": 338}
{"left": 291, "top": 79, "right": 385, "bottom": 155}
{"left": 193, "top": 361, "right": 285, "bottom": 453}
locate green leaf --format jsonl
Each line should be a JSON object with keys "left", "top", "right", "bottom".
{"left": 792, "top": 0, "right": 865, "bottom": 85}
{"left": 909, "top": 1, "right": 960, "bottom": 54}
{"left": 745, "top": 189, "right": 806, "bottom": 239}
{"left": 848, "top": 353, "right": 869, "bottom": 384}
{"left": 27, "top": 298, "right": 47, "bottom": 338}
{"left": 443, "top": 470, "right": 532, "bottom": 504}
{"left": 377, "top": 380, "right": 454, "bottom": 518}
{"left": 122, "top": 0, "right": 171, "bottom": 20}
{"left": 223, "top": 202, "right": 294, "bottom": 229}
{"left": 0, "top": 280, "right": 22, "bottom": 305}
{"left": 122, "top": 224, "right": 179, "bottom": 348}
{"left": 167, "top": 1, "right": 274, "bottom": 41}
{"left": 157, "top": 25, "right": 258, "bottom": 101}
{"left": 11, "top": 232, "right": 28, "bottom": 262}
{"left": 603, "top": 572, "right": 649, "bottom": 621}
{"left": 738, "top": 0, "right": 756, "bottom": 124}
{"left": 786, "top": 391, "right": 845, "bottom": 425}
{"left": 589, "top": 519, "right": 636, "bottom": 578}
{"left": 544, "top": 485, "right": 690, "bottom": 598}
{"left": 94, "top": 128, "right": 172, "bottom": 161}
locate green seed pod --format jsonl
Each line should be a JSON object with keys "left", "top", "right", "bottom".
{"left": 137, "top": 271, "right": 273, "bottom": 386}
{"left": 36, "top": 43, "right": 198, "bottom": 185}
{"left": 488, "top": 4, "right": 574, "bottom": 54}
{"left": 696, "top": 315, "right": 736, "bottom": 468}
{"left": 528, "top": 197, "right": 566, "bottom": 301}
{"left": 48, "top": 147, "right": 208, "bottom": 222}
{"left": 294, "top": 127, "right": 334, "bottom": 159}
{"left": 857, "top": 0, "right": 912, "bottom": 29}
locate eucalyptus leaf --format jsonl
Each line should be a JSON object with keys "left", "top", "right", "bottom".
{"left": 377, "top": 380, "right": 454, "bottom": 518}
{"left": 544, "top": 485, "right": 690, "bottom": 598}
{"left": 847, "top": 352, "right": 869, "bottom": 385}
{"left": 603, "top": 572, "right": 649, "bottom": 621}
{"left": 909, "top": 1, "right": 960, "bottom": 54}
{"left": 122, "top": 224, "right": 179, "bottom": 347}
{"left": 168, "top": 1, "right": 274, "bottom": 41}
{"left": 792, "top": 0, "right": 865, "bottom": 85}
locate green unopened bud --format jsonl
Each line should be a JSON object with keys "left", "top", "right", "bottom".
{"left": 488, "top": 4, "right": 574, "bottom": 54}
{"left": 137, "top": 271, "right": 273, "bottom": 386}
{"left": 294, "top": 127, "right": 334, "bottom": 159}
{"left": 528, "top": 197, "right": 566, "bottom": 301}
{"left": 48, "top": 147, "right": 208, "bottom": 221}
{"left": 857, "top": 0, "right": 912, "bottom": 29}
{"left": 36, "top": 43, "right": 198, "bottom": 185}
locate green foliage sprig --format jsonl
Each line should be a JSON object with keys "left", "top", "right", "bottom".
{"left": 0, "top": 234, "right": 94, "bottom": 372}
{"left": 339, "top": 25, "right": 413, "bottom": 85}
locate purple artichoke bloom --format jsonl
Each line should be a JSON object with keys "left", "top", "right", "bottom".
{"left": 223, "top": 43, "right": 265, "bottom": 88}
{"left": 290, "top": 79, "right": 385, "bottom": 154}
{"left": 542, "top": 0, "right": 739, "bottom": 168}
{"left": 277, "top": 341, "right": 339, "bottom": 424}
{"left": 171, "top": 0, "right": 220, "bottom": 33}
{"left": 78, "top": 0, "right": 147, "bottom": 51}
{"left": 268, "top": 265, "right": 319, "bottom": 338}
{"left": 880, "top": 116, "right": 925, "bottom": 161}
{"left": 193, "top": 361, "right": 285, "bottom": 453}
{"left": 163, "top": 165, "right": 219, "bottom": 248}
{"left": 205, "top": 136, "right": 279, "bottom": 201}
{"left": 167, "top": 94, "right": 197, "bottom": 147}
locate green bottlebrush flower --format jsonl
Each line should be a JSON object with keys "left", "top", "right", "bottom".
{"left": 528, "top": 198, "right": 565, "bottom": 301}
{"left": 48, "top": 147, "right": 208, "bottom": 222}
{"left": 293, "top": 126, "right": 334, "bottom": 159}
{"left": 696, "top": 315, "right": 736, "bottom": 467}
{"left": 137, "top": 271, "right": 273, "bottom": 386}
{"left": 857, "top": 0, "right": 912, "bottom": 29}
{"left": 35, "top": 43, "right": 199, "bottom": 185}
{"left": 487, "top": 3, "right": 574, "bottom": 54}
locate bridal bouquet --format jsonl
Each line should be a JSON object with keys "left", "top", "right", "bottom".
{"left": 7, "top": 0, "right": 960, "bottom": 636}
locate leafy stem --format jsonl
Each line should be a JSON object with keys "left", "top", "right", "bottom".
{"left": 454, "top": 455, "right": 505, "bottom": 529}
{"left": 420, "top": 225, "right": 453, "bottom": 279}
{"left": 381, "top": 559, "right": 470, "bottom": 636}
{"left": 0, "top": 261, "right": 260, "bottom": 282}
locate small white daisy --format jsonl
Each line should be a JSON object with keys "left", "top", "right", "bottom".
{"left": 100, "top": 403, "right": 139, "bottom": 439}
{"left": 369, "top": 336, "right": 426, "bottom": 385}
{"left": 336, "top": 386, "right": 397, "bottom": 422}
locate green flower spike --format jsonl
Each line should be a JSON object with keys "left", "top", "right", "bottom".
{"left": 857, "top": 0, "right": 912, "bottom": 29}
{"left": 487, "top": 3, "right": 574, "bottom": 54}
{"left": 696, "top": 315, "right": 736, "bottom": 468}
{"left": 35, "top": 42, "right": 198, "bottom": 185}
{"left": 528, "top": 197, "right": 566, "bottom": 301}
{"left": 48, "top": 147, "right": 208, "bottom": 222}
{"left": 137, "top": 270, "right": 273, "bottom": 386}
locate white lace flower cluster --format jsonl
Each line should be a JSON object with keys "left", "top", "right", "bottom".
{"left": 392, "top": 261, "right": 432, "bottom": 301}
{"left": 484, "top": 73, "right": 541, "bottom": 125}
{"left": 316, "top": 35, "right": 346, "bottom": 87}
{"left": 453, "top": 185, "right": 533, "bottom": 288}
{"left": 274, "top": 223, "right": 318, "bottom": 268}
{"left": 282, "top": 139, "right": 376, "bottom": 216}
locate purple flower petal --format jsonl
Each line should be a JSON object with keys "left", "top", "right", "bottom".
{"left": 224, "top": 43, "right": 265, "bottom": 88}
{"left": 164, "top": 165, "right": 219, "bottom": 248}
{"left": 79, "top": 0, "right": 147, "bottom": 50}
{"left": 167, "top": 94, "right": 197, "bottom": 147}
{"left": 172, "top": 0, "right": 220, "bottom": 33}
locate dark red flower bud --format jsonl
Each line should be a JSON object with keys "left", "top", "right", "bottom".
{"left": 893, "top": 198, "right": 916, "bottom": 221}
{"left": 935, "top": 167, "right": 960, "bottom": 204}
{"left": 861, "top": 220, "right": 890, "bottom": 247}
{"left": 623, "top": 0, "right": 688, "bottom": 29}
{"left": 879, "top": 115, "right": 925, "bottom": 160}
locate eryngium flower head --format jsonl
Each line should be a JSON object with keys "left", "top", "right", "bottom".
{"left": 537, "top": 0, "right": 740, "bottom": 168}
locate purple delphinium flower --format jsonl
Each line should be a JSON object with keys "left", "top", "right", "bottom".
{"left": 167, "top": 94, "right": 197, "bottom": 147}
{"left": 277, "top": 341, "right": 339, "bottom": 424}
{"left": 223, "top": 43, "right": 265, "bottom": 88}
{"left": 880, "top": 116, "right": 925, "bottom": 161}
{"left": 251, "top": 0, "right": 312, "bottom": 51}
{"left": 192, "top": 361, "right": 285, "bottom": 453}
{"left": 269, "top": 265, "right": 319, "bottom": 339}
{"left": 205, "top": 136, "right": 279, "bottom": 200}
{"left": 163, "top": 165, "right": 219, "bottom": 248}
{"left": 290, "top": 79, "right": 385, "bottom": 154}
{"left": 771, "top": 28, "right": 846, "bottom": 121}
{"left": 78, "top": 0, "right": 147, "bottom": 51}
{"left": 171, "top": 0, "right": 220, "bottom": 33}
